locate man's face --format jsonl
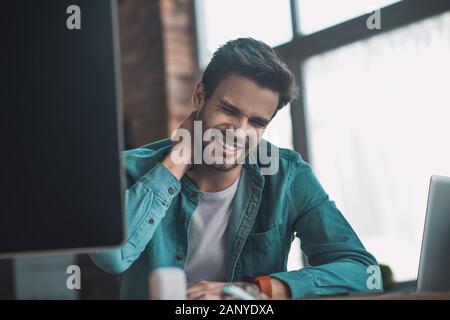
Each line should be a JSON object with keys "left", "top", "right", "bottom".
{"left": 195, "top": 73, "right": 279, "bottom": 171}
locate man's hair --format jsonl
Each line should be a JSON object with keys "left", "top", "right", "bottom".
{"left": 201, "top": 38, "right": 299, "bottom": 111}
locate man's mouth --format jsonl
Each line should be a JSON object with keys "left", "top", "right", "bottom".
{"left": 214, "top": 137, "right": 249, "bottom": 156}
{"left": 216, "top": 139, "right": 238, "bottom": 153}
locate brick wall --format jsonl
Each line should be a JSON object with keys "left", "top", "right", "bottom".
{"left": 119, "top": 0, "right": 169, "bottom": 148}
{"left": 119, "top": 0, "right": 200, "bottom": 148}
{"left": 160, "top": 0, "right": 201, "bottom": 134}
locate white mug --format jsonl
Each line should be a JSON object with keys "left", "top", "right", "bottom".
{"left": 149, "top": 267, "right": 187, "bottom": 300}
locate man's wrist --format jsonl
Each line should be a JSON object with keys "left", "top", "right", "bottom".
{"left": 271, "top": 277, "right": 291, "bottom": 299}
{"left": 246, "top": 275, "right": 273, "bottom": 298}
{"left": 245, "top": 276, "right": 291, "bottom": 299}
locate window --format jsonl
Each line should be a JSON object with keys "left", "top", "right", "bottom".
{"left": 263, "top": 104, "right": 293, "bottom": 150}
{"left": 296, "top": 0, "right": 402, "bottom": 34}
{"left": 195, "top": 0, "right": 293, "bottom": 68}
{"left": 303, "top": 12, "right": 450, "bottom": 281}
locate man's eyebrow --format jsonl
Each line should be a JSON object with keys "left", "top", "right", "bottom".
{"left": 218, "top": 99, "right": 271, "bottom": 125}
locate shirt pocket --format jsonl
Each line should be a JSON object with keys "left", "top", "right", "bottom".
{"left": 239, "top": 225, "right": 283, "bottom": 276}
{"left": 244, "top": 225, "right": 282, "bottom": 252}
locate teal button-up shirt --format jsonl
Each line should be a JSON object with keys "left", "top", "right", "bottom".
{"left": 90, "top": 138, "right": 382, "bottom": 299}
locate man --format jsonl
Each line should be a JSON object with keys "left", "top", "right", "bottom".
{"left": 90, "top": 38, "right": 382, "bottom": 299}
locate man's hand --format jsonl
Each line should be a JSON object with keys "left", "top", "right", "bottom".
{"left": 187, "top": 279, "right": 291, "bottom": 300}
{"left": 187, "top": 281, "right": 246, "bottom": 300}
{"left": 162, "top": 111, "right": 197, "bottom": 180}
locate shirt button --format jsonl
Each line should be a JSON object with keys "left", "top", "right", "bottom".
{"left": 181, "top": 217, "right": 188, "bottom": 224}
{"left": 168, "top": 187, "right": 174, "bottom": 195}
{"left": 148, "top": 218, "right": 155, "bottom": 224}
{"left": 176, "top": 254, "right": 184, "bottom": 261}
{"left": 191, "top": 192, "right": 198, "bottom": 198}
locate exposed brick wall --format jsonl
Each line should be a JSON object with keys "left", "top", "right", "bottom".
{"left": 160, "top": 0, "right": 201, "bottom": 134}
{"left": 119, "top": 0, "right": 169, "bottom": 148}
{"left": 118, "top": 0, "right": 200, "bottom": 146}
{"left": 116, "top": 0, "right": 200, "bottom": 145}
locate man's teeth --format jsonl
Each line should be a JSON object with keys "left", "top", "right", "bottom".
{"left": 216, "top": 140, "right": 234, "bottom": 149}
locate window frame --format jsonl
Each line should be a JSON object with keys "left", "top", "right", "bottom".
{"left": 274, "top": 0, "right": 450, "bottom": 161}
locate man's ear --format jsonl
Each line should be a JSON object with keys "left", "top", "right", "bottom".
{"left": 192, "top": 82, "right": 206, "bottom": 114}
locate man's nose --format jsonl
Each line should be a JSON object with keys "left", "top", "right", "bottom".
{"left": 236, "top": 116, "right": 251, "bottom": 131}
{"left": 235, "top": 118, "right": 260, "bottom": 148}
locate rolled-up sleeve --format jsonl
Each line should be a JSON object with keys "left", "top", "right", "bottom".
{"left": 271, "top": 159, "right": 383, "bottom": 298}
{"left": 90, "top": 162, "right": 180, "bottom": 274}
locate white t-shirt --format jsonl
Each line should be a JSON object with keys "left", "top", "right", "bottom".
{"left": 184, "top": 177, "right": 240, "bottom": 285}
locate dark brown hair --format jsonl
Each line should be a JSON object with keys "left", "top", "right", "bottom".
{"left": 201, "top": 38, "right": 299, "bottom": 110}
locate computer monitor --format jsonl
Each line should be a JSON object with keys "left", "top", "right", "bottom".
{"left": 416, "top": 175, "right": 450, "bottom": 292}
{"left": 0, "top": 0, "right": 125, "bottom": 257}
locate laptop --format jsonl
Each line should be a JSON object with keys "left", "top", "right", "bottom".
{"left": 416, "top": 175, "right": 450, "bottom": 293}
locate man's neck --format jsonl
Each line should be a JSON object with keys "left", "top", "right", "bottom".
{"left": 186, "top": 164, "right": 242, "bottom": 193}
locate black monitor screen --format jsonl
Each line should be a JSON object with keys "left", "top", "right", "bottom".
{"left": 0, "top": 0, "right": 125, "bottom": 256}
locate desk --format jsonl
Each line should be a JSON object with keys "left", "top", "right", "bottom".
{"left": 308, "top": 291, "right": 450, "bottom": 300}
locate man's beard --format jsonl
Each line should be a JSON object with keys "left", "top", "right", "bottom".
{"left": 209, "top": 161, "right": 240, "bottom": 172}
